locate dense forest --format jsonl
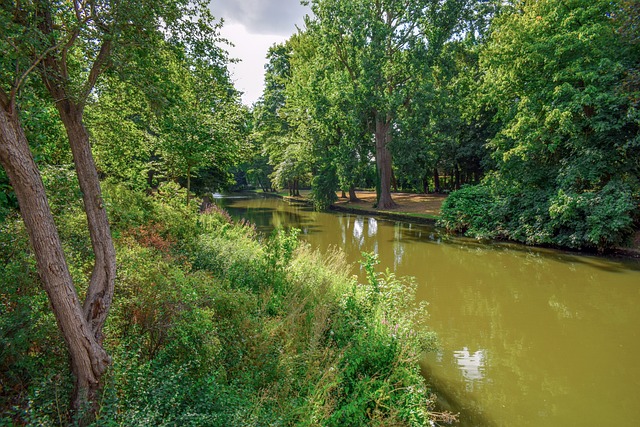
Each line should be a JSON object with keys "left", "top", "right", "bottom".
{"left": 0, "top": 0, "right": 638, "bottom": 425}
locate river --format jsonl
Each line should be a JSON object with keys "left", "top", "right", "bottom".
{"left": 214, "top": 193, "right": 640, "bottom": 427}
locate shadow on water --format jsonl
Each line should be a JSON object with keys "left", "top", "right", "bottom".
{"left": 377, "top": 220, "right": 640, "bottom": 273}
{"left": 217, "top": 195, "right": 327, "bottom": 236}
{"left": 224, "top": 207, "right": 275, "bottom": 215}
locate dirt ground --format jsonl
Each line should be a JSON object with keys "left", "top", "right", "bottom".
{"left": 332, "top": 190, "right": 446, "bottom": 217}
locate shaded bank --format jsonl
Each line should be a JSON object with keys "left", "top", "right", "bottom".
{"left": 273, "top": 190, "right": 639, "bottom": 257}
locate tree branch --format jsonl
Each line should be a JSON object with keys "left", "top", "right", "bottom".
{"left": 60, "top": 27, "right": 83, "bottom": 83}
{"left": 10, "top": 41, "right": 66, "bottom": 106}
{"left": 80, "top": 39, "right": 112, "bottom": 107}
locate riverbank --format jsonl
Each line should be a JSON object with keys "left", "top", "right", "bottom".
{"left": 277, "top": 190, "right": 640, "bottom": 257}
{"left": 1, "top": 183, "right": 444, "bottom": 425}
{"left": 282, "top": 190, "right": 446, "bottom": 225}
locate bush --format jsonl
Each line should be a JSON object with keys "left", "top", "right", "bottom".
{"left": 2, "top": 185, "right": 442, "bottom": 426}
{"left": 548, "top": 180, "right": 637, "bottom": 249}
{"left": 438, "top": 184, "right": 500, "bottom": 239}
{"left": 441, "top": 179, "right": 639, "bottom": 250}
{"left": 0, "top": 217, "right": 71, "bottom": 425}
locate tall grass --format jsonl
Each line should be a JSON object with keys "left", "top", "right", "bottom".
{"left": 0, "top": 180, "right": 444, "bottom": 426}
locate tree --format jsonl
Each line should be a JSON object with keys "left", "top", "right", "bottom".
{"left": 306, "top": 0, "right": 469, "bottom": 208}
{"left": 86, "top": 76, "right": 159, "bottom": 189}
{"left": 253, "top": 42, "right": 296, "bottom": 190}
{"left": 442, "top": 0, "right": 640, "bottom": 249}
{"left": 282, "top": 30, "right": 370, "bottom": 207}
{"left": 158, "top": 39, "right": 242, "bottom": 204}
{"left": 0, "top": 0, "right": 229, "bottom": 419}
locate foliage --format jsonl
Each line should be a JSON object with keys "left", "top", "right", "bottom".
{"left": 310, "top": 156, "right": 340, "bottom": 210}
{"left": 86, "top": 78, "right": 158, "bottom": 190}
{"left": 0, "top": 168, "right": 17, "bottom": 221}
{"left": 302, "top": 0, "right": 473, "bottom": 207}
{"left": 0, "top": 220, "right": 70, "bottom": 423}
{"left": 442, "top": 0, "right": 640, "bottom": 250}
{"left": 269, "top": 142, "right": 311, "bottom": 194}
{"left": 438, "top": 184, "right": 499, "bottom": 239}
{"left": 253, "top": 42, "right": 299, "bottom": 194}
{"left": 1, "top": 184, "right": 440, "bottom": 425}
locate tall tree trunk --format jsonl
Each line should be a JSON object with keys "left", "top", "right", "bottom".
{"left": 374, "top": 113, "right": 396, "bottom": 209}
{"left": 422, "top": 173, "right": 430, "bottom": 194}
{"left": 391, "top": 168, "right": 398, "bottom": 192}
{"left": 0, "top": 102, "right": 110, "bottom": 422}
{"left": 349, "top": 184, "right": 359, "bottom": 202}
{"left": 256, "top": 175, "right": 266, "bottom": 192}
{"left": 19, "top": 5, "right": 115, "bottom": 421}
{"left": 433, "top": 168, "right": 440, "bottom": 193}
{"left": 341, "top": 189, "right": 347, "bottom": 198}
{"left": 54, "top": 102, "right": 116, "bottom": 344}
{"left": 43, "top": 91, "right": 116, "bottom": 421}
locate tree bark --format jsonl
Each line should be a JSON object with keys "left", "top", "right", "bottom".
{"left": 40, "top": 51, "right": 116, "bottom": 413}
{"left": 53, "top": 101, "right": 116, "bottom": 346}
{"left": 433, "top": 168, "right": 441, "bottom": 193}
{"left": 349, "top": 184, "right": 359, "bottom": 202}
{"left": 374, "top": 113, "right": 396, "bottom": 209}
{"left": 294, "top": 178, "right": 300, "bottom": 197}
{"left": 391, "top": 168, "right": 398, "bottom": 192}
{"left": 38, "top": 11, "right": 117, "bottom": 357}
{"left": 0, "top": 102, "right": 110, "bottom": 422}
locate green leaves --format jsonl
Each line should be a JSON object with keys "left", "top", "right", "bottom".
{"left": 441, "top": 0, "right": 640, "bottom": 250}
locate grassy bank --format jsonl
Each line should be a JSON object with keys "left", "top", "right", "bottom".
{"left": 1, "top": 176, "right": 444, "bottom": 426}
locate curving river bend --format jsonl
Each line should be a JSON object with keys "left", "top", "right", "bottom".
{"left": 215, "top": 193, "right": 640, "bottom": 427}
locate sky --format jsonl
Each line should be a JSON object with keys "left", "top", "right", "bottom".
{"left": 211, "top": 0, "right": 311, "bottom": 106}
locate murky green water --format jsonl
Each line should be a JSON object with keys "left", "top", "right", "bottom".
{"left": 215, "top": 194, "right": 640, "bottom": 427}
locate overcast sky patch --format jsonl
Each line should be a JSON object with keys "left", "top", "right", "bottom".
{"left": 211, "top": 0, "right": 309, "bottom": 36}
{"left": 211, "top": 0, "right": 310, "bottom": 106}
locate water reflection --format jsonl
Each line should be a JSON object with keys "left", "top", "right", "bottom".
{"left": 453, "top": 348, "right": 486, "bottom": 385}
{"left": 368, "top": 217, "right": 378, "bottom": 237}
{"left": 353, "top": 217, "right": 364, "bottom": 248}
{"left": 393, "top": 223, "right": 405, "bottom": 269}
{"left": 216, "top": 194, "right": 640, "bottom": 427}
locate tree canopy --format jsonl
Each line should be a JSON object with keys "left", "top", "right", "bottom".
{"left": 248, "top": 0, "right": 638, "bottom": 250}
{"left": 440, "top": 0, "right": 640, "bottom": 249}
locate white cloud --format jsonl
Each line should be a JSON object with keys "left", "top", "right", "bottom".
{"left": 211, "top": 0, "right": 311, "bottom": 106}
{"left": 220, "top": 23, "right": 286, "bottom": 106}
{"left": 211, "top": 0, "right": 309, "bottom": 35}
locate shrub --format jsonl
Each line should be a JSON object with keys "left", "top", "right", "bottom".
{"left": 548, "top": 180, "right": 637, "bottom": 249}
{"left": 441, "top": 179, "right": 639, "bottom": 250}
{"left": 438, "top": 184, "right": 500, "bottom": 239}
{"left": 2, "top": 184, "right": 442, "bottom": 426}
{"left": 0, "top": 218, "right": 71, "bottom": 425}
